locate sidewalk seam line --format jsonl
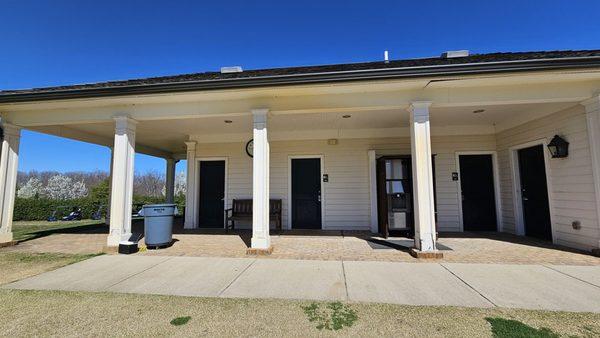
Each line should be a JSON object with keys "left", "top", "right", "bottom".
{"left": 103, "top": 256, "right": 175, "bottom": 291}
{"left": 542, "top": 265, "right": 600, "bottom": 289}
{"left": 439, "top": 263, "right": 497, "bottom": 307}
{"left": 341, "top": 260, "right": 349, "bottom": 301}
{"left": 217, "top": 258, "right": 257, "bottom": 297}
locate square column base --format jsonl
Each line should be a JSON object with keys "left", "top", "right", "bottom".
{"left": 246, "top": 246, "right": 273, "bottom": 255}
{"left": 0, "top": 232, "right": 15, "bottom": 247}
{"left": 409, "top": 248, "right": 443, "bottom": 259}
{"left": 106, "top": 232, "right": 133, "bottom": 247}
{"left": 251, "top": 236, "right": 271, "bottom": 250}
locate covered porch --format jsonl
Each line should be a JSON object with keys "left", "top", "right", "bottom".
{"left": 5, "top": 217, "right": 600, "bottom": 265}
{"left": 1, "top": 67, "right": 600, "bottom": 256}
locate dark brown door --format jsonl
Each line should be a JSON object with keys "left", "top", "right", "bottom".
{"left": 198, "top": 161, "right": 225, "bottom": 228}
{"left": 376, "top": 158, "right": 389, "bottom": 237}
{"left": 459, "top": 154, "right": 497, "bottom": 231}
{"left": 518, "top": 145, "right": 552, "bottom": 240}
{"left": 291, "top": 158, "right": 322, "bottom": 229}
{"left": 376, "top": 156, "right": 439, "bottom": 238}
{"left": 376, "top": 157, "right": 414, "bottom": 238}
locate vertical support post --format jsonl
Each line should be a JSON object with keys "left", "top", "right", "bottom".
{"left": 582, "top": 95, "right": 600, "bottom": 251}
{"left": 106, "top": 116, "right": 137, "bottom": 247}
{"left": 0, "top": 122, "right": 21, "bottom": 245}
{"left": 368, "top": 149, "right": 378, "bottom": 233}
{"left": 408, "top": 102, "right": 439, "bottom": 255}
{"left": 165, "top": 158, "right": 177, "bottom": 203}
{"left": 250, "top": 108, "right": 271, "bottom": 251}
{"left": 105, "top": 146, "right": 114, "bottom": 226}
{"left": 184, "top": 141, "right": 197, "bottom": 229}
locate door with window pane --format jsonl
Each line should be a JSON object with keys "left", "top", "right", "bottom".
{"left": 376, "top": 155, "right": 437, "bottom": 238}
{"left": 377, "top": 157, "right": 413, "bottom": 237}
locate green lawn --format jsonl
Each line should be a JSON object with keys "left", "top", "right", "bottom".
{"left": 11, "top": 219, "right": 106, "bottom": 242}
{"left": 0, "top": 289, "right": 599, "bottom": 337}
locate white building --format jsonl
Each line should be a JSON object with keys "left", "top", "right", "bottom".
{"left": 1, "top": 49, "right": 600, "bottom": 256}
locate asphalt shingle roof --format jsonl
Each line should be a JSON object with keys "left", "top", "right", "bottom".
{"left": 1, "top": 50, "right": 600, "bottom": 99}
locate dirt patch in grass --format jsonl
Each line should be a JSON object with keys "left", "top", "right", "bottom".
{"left": 0, "top": 252, "right": 99, "bottom": 285}
{"left": 0, "top": 289, "right": 599, "bottom": 337}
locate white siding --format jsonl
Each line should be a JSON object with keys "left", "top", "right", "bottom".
{"left": 432, "top": 135, "right": 497, "bottom": 232}
{"left": 496, "top": 105, "right": 600, "bottom": 250}
{"left": 193, "top": 135, "right": 496, "bottom": 232}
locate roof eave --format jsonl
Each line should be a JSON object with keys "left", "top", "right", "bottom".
{"left": 2, "top": 57, "right": 600, "bottom": 104}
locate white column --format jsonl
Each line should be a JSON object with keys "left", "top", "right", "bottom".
{"left": 251, "top": 108, "right": 271, "bottom": 250}
{"left": 184, "top": 141, "right": 197, "bottom": 229}
{"left": 408, "top": 102, "right": 437, "bottom": 252}
{"left": 105, "top": 146, "right": 114, "bottom": 226}
{"left": 165, "top": 158, "right": 177, "bottom": 203}
{"left": 0, "top": 123, "right": 21, "bottom": 244}
{"left": 582, "top": 95, "right": 600, "bottom": 250}
{"left": 368, "top": 150, "right": 378, "bottom": 233}
{"left": 106, "top": 116, "right": 137, "bottom": 247}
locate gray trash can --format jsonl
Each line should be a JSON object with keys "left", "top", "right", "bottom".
{"left": 141, "top": 204, "right": 177, "bottom": 248}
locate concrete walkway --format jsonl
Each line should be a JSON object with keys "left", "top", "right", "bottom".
{"left": 4, "top": 255, "right": 600, "bottom": 313}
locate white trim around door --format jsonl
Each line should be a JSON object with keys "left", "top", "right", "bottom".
{"left": 509, "top": 139, "right": 557, "bottom": 243}
{"left": 287, "top": 155, "right": 325, "bottom": 230}
{"left": 368, "top": 150, "right": 378, "bottom": 233}
{"left": 194, "top": 157, "right": 229, "bottom": 229}
{"left": 455, "top": 151, "right": 503, "bottom": 232}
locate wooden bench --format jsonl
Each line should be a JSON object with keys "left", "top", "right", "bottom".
{"left": 225, "top": 199, "right": 282, "bottom": 231}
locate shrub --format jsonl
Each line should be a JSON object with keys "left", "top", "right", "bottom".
{"left": 13, "top": 193, "right": 186, "bottom": 221}
{"left": 13, "top": 197, "right": 97, "bottom": 221}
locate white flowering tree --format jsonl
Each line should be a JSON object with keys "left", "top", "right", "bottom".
{"left": 160, "top": 171, "right": 186, "bottom": 198}
{"left": 71, "top": 180, "right": 88, "bottom": 199}
{"left": 175, "top": 171, "right": 186, "bottom": 196}
{"left": 44, "top": 174, "right": 88, "bottom": 200}
{"left": 17, "top": 177, "right": 43, "bottom": 198}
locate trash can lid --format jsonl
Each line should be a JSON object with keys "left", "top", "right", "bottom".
{"left": 142, "top": 203, "right": 177, "bottom": 208}
{"left": 139, "top": 204, "right": 178, "bottom": 217}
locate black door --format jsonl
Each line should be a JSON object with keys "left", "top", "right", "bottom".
{"left": 198, "top": 161, "right": 225, "bottom": 228}
{"left": 291, "top": 158, "right": 322, "bottom": 229}
{"left": 518, "top": 145, "right": 552, "bottom": 240}
{"left": 459, "top": 155, "right": 497, "bottom": 231}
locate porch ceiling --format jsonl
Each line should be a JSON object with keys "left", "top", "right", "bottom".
{"left": 27, "top": 101, "right": 578, "bottom": 157}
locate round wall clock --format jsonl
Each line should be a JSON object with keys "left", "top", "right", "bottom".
{"left": 246, "top": 139, "right": 254, "bottom": 158}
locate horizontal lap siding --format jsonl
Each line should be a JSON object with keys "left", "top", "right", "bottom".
{"left": 432, "top": 135, "right": 497, "bottom": 232}
{"left": 195, "top": 136, "right": 496, "bottom": 232}
{"left": 276, "top": 139, "right": 371, "bottom": 229}
{"left": 495, "top": 105, "right": 600, "bottom": 250}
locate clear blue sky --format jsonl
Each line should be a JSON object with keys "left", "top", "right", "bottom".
{"left": 2, "top": 0, "right": 599, "bottom": 174}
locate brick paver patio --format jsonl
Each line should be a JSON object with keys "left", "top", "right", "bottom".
{"left": 3, "top": 218, "right": 599, "bottom": 265}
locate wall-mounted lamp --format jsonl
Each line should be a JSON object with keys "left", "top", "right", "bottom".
{"left": 547, "top": 135, "right": 569, "bottom": 158}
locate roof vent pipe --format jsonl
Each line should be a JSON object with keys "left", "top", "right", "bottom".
{"left": 441, "top": 50, "right": 470, "bottom": 58}
{"left": 384, "top": 50, "right": 389, "bottom": 63}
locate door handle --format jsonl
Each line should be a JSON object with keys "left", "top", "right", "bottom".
{"left": 521, "top": 188, "right": 528, "bottom": 201}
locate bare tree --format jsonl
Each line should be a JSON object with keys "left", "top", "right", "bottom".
{"left": 133, "top": 170, "right": 165, "bottom": 197}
